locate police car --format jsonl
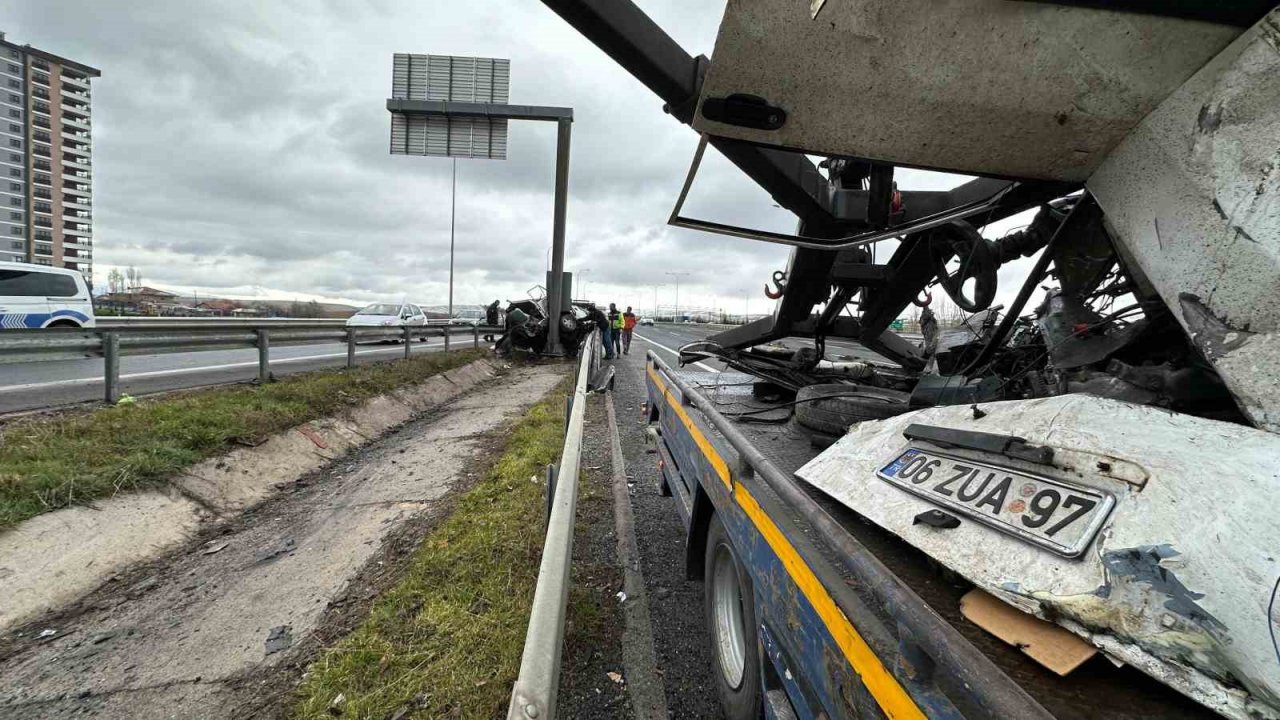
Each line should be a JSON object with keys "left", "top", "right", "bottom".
{"left": 0, "top": 261, "right": 95, "bottom": 329}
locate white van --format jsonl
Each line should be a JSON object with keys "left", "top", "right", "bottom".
{"left": 0, "top": 261, "right": 96, "bottom": 329}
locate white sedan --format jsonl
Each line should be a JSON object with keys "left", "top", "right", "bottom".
{"left": 345, "top": 303, "right": 428, "bottom": 341}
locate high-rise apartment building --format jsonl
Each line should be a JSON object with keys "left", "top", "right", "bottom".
{"left": 0, "top": 32, "right": 99, "bottom": 281}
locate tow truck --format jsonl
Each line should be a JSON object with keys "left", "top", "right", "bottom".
{"left": 542, "top": 2, "right": 1280, "bottom": 719}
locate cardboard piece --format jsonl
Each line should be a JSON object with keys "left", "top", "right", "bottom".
{"left": 960, "top": 588, "right": 1097, "bottom": 676}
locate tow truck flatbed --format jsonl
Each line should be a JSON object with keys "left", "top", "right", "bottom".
{"left": 646, "top": 355, "right": 1216, "bottom": 719}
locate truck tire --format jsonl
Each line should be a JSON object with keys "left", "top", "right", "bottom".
{"left": 794, "top": 383, "right": 911, "bottom": 437}
{"left": 704, "top": 513, "right": 762, "bottom": 720}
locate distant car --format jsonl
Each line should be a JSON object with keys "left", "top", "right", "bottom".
{"left": 449, "top": 317, "right": 481, "bottom": 327}
{"left": 0, "top": 261, "right": 95, "bottom": 329}
{"left": 346, "top": 302, "right": 428, "bottom": 341}
{"left": 639, "top": 317, "right": 654, "bottom": 326}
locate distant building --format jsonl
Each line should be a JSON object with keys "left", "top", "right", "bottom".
{"left": 0, "top": 33, "right": 100, "bottom": 281}
{"left": 97, "top": 286, "right": 179, "bottom": 314}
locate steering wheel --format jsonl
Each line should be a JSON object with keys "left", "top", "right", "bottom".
{"left": 927, "top": 221, "right": 997, "bottom": 312}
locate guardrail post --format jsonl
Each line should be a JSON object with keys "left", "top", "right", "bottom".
{"left": 474, "top": 323, "right": 480, "bottom": 349}
{"left": 403, "top": 326, "right": 412, "bottom": 358}
{"left": 256, "top": 329, "right": 270, "bottom": 383}
{"left": 444, "top": 325, "right": 451, "bottom": 352}
{"left": 103, "top": 332, "right": 120, "bottom": 404}
{"left": 346, "top": 328, "right": 356, "bottom": 369}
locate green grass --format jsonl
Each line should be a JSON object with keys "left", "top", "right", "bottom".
{"left": 0, "top": 349, "right": 487, "bottom": 529}
{"left": 291, "top": 380, "right": 570, "bottom": 720}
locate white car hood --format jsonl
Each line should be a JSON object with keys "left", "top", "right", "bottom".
{"left": 797, "top": 395, "right": 1280, "bottom": 720}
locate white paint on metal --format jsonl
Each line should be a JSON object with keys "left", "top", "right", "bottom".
{"left": 390, "top": 53, "right": 510, "bottom": 159}
{"left": 797, "top": 394, "right": 1280, "bottom": 720}
{"left": 1089, "top": 9, "right": 1280, "bottom": 434}
{"left": 694, "top": 1, "right": 1240, "bottom": 181}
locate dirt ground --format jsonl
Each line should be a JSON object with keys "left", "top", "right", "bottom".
{"left": 0, "top": 365, "right": 565, "bottom": 720}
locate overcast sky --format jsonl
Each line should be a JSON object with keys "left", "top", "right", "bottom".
{"left": 6, "top": 0, "right": 1037, "bottom": 316}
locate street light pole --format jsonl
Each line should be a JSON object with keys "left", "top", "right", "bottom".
{"left": 665, "top": 271, "right": 689, "bottom": 322}
{"left": 449, "top": 157, "right": 456, "bottom": 329}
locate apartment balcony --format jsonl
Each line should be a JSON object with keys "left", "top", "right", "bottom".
{"left": 33, "top": 174, "right": 52, "bottom": 188}
{"left": 64, "top": 238, "right": 92, "bottom": 251}
{"left": 32, "top": 145, "right": 50, "bottom": 158}
{"left": 32, "top": 86, "right": 50, "bottom": 100}
{"left": 31, "top": 71, "right": 50, "bottom": 87}
{"left": 61, "top": 130, "right": 91, "bottom": 146}
{"left": 60, "top": 72, "right": 89, "bottom": 91}
{"left": 62, "top": 114, "right": 90, "bottom": 131}
{"left": 61, "top": 102, "right": 91, "bottom": 119}
{"left": 62, "top": 184, "right": 90, "bottom": 197}
{"left": 62, "top": 88, "right": 91, "bottom": 103}
{"left": 64, "top": 225, "right": 92, "bottom": 238}
{"left": 62, "top": 155, "right": 91, "bottom": 172}
{"left": 33, "top": 158, "right": 51, "bottom": 172}
{"left": 34, "top": 245, "right": 53, "bottom": 257}
{"left": 33, "top": 115, "right": 50, "bottom": 129}
{"left": 63, "top": 142, "right": 90, "bottom": 158}
{"left": 63, "top": 196, "right": 91, "bottom": 212}
{"left": 32, "top": 58, "right": 50, "bottom": 72}
{"left": 33, "top": 187, "right": 52, "bottom": 200}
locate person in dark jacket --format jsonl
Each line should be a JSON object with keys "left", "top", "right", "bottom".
{"left": 607, "top": 303, "right": 623, "bottom": 359}
{"left": 588, "top": 303, "right": 613, "bottom": 358}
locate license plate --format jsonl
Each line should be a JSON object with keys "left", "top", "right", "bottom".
{"left": 877, "top": 447, "right": 1114, "bottom": 557}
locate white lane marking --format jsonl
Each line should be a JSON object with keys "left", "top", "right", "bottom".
{"left": 0, "top": 346, "right": 412, "bottom": 394}
{"left": 632, "top": 333, "right": 719, "bottom": 373}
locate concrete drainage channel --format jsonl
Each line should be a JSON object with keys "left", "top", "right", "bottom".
{"left": 0, "top": 357, "right": 567, "bottom": 719}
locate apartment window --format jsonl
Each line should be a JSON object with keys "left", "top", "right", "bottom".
{"left": 8, "top": 182, "right": 18, "bottom": 191}
{"left": 8, "top": 226, "right": 21, "bottom": 236}
{"left": 35, "top": 258, "right": 52, "bottom": 266}
{"left": 34, "top": 216, "right": 50, "bottom": 227}
{"left": 7, "top": 123, "right": 17, "bottom": 133}
{"left": 7, "top": 109, "right": 18, "bottom": 119}
{"left": 6, "top": 79, "right": 18, "bottom": 90}
{"left": 33, "top": 159, "right": 49, "bottom": 171}
{"left": 34, "top": 174, "right": 50, "bottom": 185}
{"left": 6, "top": 94, "right": 16, "bottom": 104}
{"left": 8, "top": 168, "right": 19, "bottom": 177}
{"left": 32, "top": 86, "right": 48, "bottom": 99}
{"left": 33, "top": 101, "right": 48, "bottom": 113}
{"left": 33, "top": 130, "right": 49, "bottom": 143}
{"left": 34, "top": 244, "right": 53, "bottom": 256}
{"left": 5, "top": 64, "right": 16, "bottom": 74}
{"left": 32, "top": 72, "right": 49, "bottom": 84}
{"left": 8, "top": 153, "right": 19, "bottom": 162}
{"left": 9, "top": 211, "right": 22, "bottom": 221}
{"left": 34, "top": 202, "right": 50, "bottom": 213}
{"left": 33, "top": 188, "right": 49, "bottom": 199}
{"left": 7, "top": 139, "right": 18, "bottom": 148}
{"left": 9, "top": 197, "right": 20, "bottom": 207}
{"left": 9, "top": 241, "right": 21, "bottom": 250}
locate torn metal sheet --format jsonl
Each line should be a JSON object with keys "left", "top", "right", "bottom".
{"left": 797, "top": 394, "right": 1280, "bottom": 720}
{"left": 1089, "top": 10, "right": 1280, "bottom": 433}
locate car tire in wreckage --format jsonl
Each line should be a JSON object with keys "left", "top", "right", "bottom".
{"left": 794, "top": 383, "right": 912, "bottom": 438}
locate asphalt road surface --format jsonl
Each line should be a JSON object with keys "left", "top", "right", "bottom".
{"left": 0, "top": 339, "right": 462, "bottom": 415}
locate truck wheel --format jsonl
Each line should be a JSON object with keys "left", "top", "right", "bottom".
{"left": 794, "top": 383, "right": 910, "bottom": 437}
{"left": 704, "top": 514, "right": 762, "bottom": 720}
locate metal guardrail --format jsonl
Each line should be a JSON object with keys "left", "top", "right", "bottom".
{"left": 507, "top": 328, "right": 600, "bottom": 720}
{"left": 0, "top": 322, "right": 502, "bottom": 403}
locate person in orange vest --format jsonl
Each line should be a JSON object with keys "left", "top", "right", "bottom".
{"left": 622, "top": 306, "right": 638, "bottom": 355}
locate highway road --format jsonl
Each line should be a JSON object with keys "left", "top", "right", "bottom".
{"left": 0, "top": 339, "right": 458, "bottom": 415}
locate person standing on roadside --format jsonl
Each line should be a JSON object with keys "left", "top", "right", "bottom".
{"left": 608, "top": 303, "right": 624, "bottom": 359}
{"left": 621, "top": 306, "right": 637, "bottom": 355}
{"left": 590, "top": 303, "right": 613, "bottom": 359}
